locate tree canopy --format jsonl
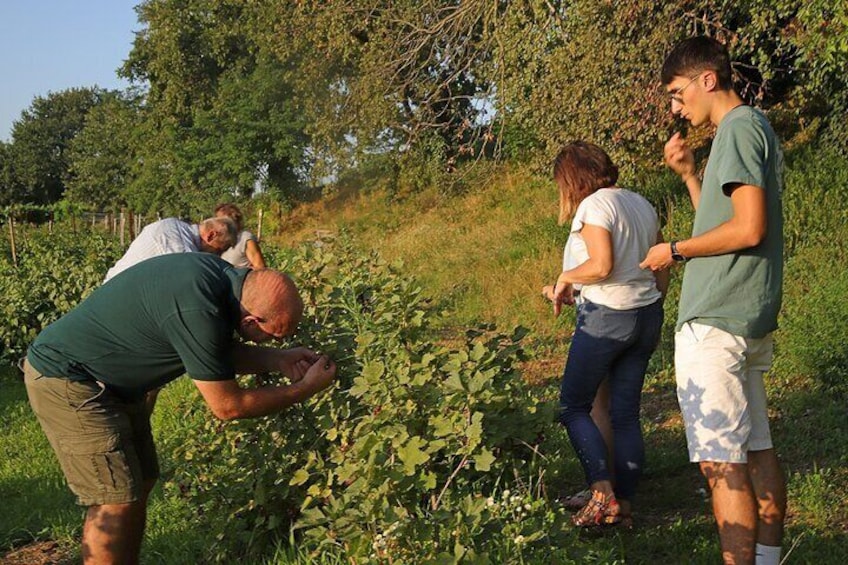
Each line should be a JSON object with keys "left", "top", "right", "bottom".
{"left": 2, "top": 0, "right": 846, "bottom": 215}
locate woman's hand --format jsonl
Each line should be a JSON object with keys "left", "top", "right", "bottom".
{"left": 552, "top": 281, "right": 576, "bottom": 316}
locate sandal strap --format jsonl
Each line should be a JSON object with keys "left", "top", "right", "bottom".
{"left": 572, "top": 492, "right": 622, "bottom": 527}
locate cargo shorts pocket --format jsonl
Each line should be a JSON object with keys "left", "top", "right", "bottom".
{"left": 57, "top": 431, "right": 139, "bottom": 506}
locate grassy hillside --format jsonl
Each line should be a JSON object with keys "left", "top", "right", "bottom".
{"left": 3, "top": 147, "right": 847, "bottom": 563}
{"left": 269, "top": 147, "right": 848, "bottom": 556}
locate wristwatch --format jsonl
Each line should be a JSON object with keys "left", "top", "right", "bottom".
{"left": 670, "top": 241, "right": 687, "bottom": 262}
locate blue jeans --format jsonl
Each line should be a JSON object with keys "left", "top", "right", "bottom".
{"left": 559, "top": 299, "right": 663, "bottom": 500}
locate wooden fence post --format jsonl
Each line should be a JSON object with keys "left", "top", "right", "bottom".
{"left": 120, "top": 208, "right": 126, "bottom": 247}
{"left": 8, "top": 216, "right": 17, "bottom": 267}
{"left": 128, "top": 209, "right": 136, "bottom": 240}
{"left": 257, "top": 207, "right": 263, "bottom": 241}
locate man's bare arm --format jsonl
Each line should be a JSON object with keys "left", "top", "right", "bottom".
{"left": 193, "top": 356, "right": 336, "bottom": 420}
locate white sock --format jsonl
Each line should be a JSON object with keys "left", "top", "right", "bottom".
{"left": 755, "top": 543, "right": 781, "bottom": 565}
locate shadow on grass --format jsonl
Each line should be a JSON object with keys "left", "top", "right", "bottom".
{"left": 0, "top": 370, "right": 80, "bottom": 551}
{"left": 0, "top": 474, "right": 79, "bottom": 549}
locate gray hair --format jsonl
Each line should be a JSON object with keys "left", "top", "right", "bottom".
{"left": 199, "top": 216, "right": 238, "bottom": 249}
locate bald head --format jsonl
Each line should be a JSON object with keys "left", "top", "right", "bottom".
{"left": 239, "top": 269, "right": 303, "bottom": 341}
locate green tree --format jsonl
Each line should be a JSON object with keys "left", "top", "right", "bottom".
{"left": 0, "top": 141, "right": 25, "bottom": 206}
{"left": 120, "top": 0, "right": 848, "bottom": 202}
{"left": 123, "top": 0, "right": 311, "bottom": 205}
{"left": 66, "top": 91, "right": 143, "bottom": 211}
{"left": 9, "top": 87, "right": 104, "bottom": 205}
{"left": 264, "top": 1, "right": 499, "bottom": 176}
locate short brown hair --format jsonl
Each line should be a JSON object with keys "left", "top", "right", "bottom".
{"left": 552, "top": 142, "right": 619, "bottom": 224}
{"left": 214, "top": 203, "right": 244, "bottom": 232}
{"left": 661, "top": 36, "right": 733, "bottom": 90}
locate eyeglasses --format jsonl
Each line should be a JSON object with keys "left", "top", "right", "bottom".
{"left": 669, "top": 74, "right": 702, "bottom": 104}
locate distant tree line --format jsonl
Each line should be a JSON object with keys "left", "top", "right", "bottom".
{"left": 1, "top": 0, "right": 845, "bottom": 217}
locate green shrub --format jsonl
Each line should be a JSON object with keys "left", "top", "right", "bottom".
{"left": 782, "top": 144, "right": 848, "bottom": 255}
{"left": 773, "top": 144, "right": 848, "bottom": 392}
{"left": 166, "top": 239, "right": 562, "bottom": 562}
{"left": 0, "top": 227, "right": 122, "bottom": 364}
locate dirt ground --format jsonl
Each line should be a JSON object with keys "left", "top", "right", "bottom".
{"left": 1, "top": 540, "right": 74, "bottom": 565}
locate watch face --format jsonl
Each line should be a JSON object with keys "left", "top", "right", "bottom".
{"left": 671, "top": 241, "right": 685, "bottom": 262}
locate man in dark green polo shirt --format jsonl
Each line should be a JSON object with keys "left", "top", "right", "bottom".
{"left": 24, "top": 253, "right": 336, "bottom": 564}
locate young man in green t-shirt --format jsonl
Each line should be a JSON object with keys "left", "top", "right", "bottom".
{"left": 641, "top": 37, "right": 786, "bottom": 564}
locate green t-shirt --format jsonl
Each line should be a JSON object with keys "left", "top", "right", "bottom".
{"left": 28, "top": 253, "right": 248, "bottom": 399}
{"left": 677, "top": 105, "right": 784, "bottom": 338}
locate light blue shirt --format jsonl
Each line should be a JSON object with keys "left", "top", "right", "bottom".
{"left": 104, "top": 218, "right": 201, "bottom": 281}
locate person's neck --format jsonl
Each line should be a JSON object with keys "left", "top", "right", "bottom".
{"left": 711, "top": 90, "right": 745, "bottom": 127}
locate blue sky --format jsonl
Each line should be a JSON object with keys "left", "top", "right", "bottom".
{"left": 0, "top": 0, "right": 140, "bottom": 141}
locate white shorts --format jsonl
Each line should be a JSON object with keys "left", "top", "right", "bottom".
{"left": 675, "top": 322, "right": 774, "bottom": 463}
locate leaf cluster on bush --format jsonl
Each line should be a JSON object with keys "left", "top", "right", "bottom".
{"left": 0, "top": 227, "right": 121, "bottom": 364}
{"left": 165, "top": 239, "right": 569, "bottom": 563}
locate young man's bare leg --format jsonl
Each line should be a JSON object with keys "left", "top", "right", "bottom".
{"left": 701, "top": 461, "right": 758, "bottom": 565}
{"left": 748, "top": 448, "right": 786, "bottom": 546}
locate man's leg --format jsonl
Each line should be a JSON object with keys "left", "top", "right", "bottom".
{"left": 700, "top": 461, "right": 758, "bottom": 565}
{"left": 81, "top": 477, "right": 156, "bottom": 565}
{"left": 82, "top": 501, "right": 146, "bottom": 565}
{"left": 744, "top": 335, "right": 785, "bottom": 559}
{"left": 676, "top": 324, "right": 771, "bottom": 564}
{"left": 748, "top": 448, "right": 786, "bottom": 546}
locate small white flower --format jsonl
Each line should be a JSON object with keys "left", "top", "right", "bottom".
{"left": 514, "top": 535, "right": 526, "bottom": 546}
{"left": 486, "top": 497, "right": 495, "bottom": 507}
{"left": 502, "top": 489, "right": 511, "bottom": 498}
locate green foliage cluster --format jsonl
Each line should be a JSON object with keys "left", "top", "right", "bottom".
{"left": 0, "top": 227, "right": 122, "bottom": 364}
{"left": 162, "top": 240, "right": 567, "bottom": 562}
{"left": 1, "top": 88, "right": 105, "bottom": 207}
{"left": 4, "top": 1, "right": 846, "bottom": 217}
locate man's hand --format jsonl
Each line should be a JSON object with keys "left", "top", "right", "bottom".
{"left": 665, "top": 133, "right": 696, "bottom": 180}
{"left": 194, "top": 353, "right": 337, "bottom": 421}
{"left": 300, "top": 355, "right": 337, "bottom": 395}
{"left": 640, "top": 242, "right": 674, "bottom": 272}
{"left": 277, "top": 347, "right": 320, "bottom": 382}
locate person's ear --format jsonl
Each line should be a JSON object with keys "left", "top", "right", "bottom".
{"left": 241, "top": 315, "right": 259, "bottom": 327}
{"left": 702, "top": 71, "right": 718, "bottom": 92}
